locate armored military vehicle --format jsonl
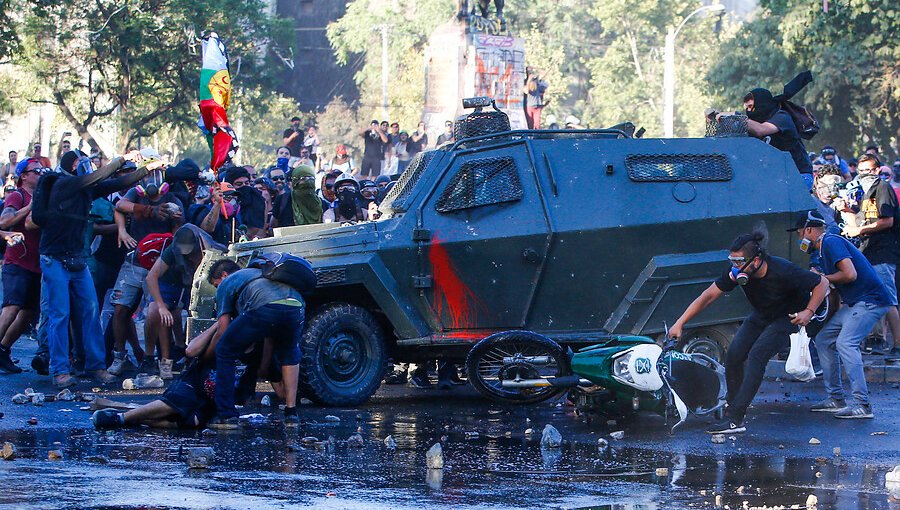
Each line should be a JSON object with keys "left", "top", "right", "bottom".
{"left": 187, "top": 98, "right": 816, "bottom": 406}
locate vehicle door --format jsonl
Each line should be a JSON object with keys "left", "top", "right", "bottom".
{"left": 418, "top": 145, "right": 551, "bottom": 331}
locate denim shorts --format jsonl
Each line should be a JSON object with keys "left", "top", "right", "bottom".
{"left": 110, "top": 259, "right": 147, "bottom": 308}
{"left": 160, "top": 373, "right": 215, "bottom": 428}
{"left": 872, "top": 263, "right": 898, "bottom": 306}
{"left": 1, "top": 263, "right": 41, "bottom": 310}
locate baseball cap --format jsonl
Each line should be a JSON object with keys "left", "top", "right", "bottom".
{"left": 335, "top": 144, "right": 347, "bottom": 155}
{"left": 139, "top": 147, "right": 161, "bottom": 160}
{"left": 787, "top": 210, "right": 826, "bottom": 232}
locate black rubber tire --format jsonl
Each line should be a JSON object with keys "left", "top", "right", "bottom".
{"left": 465, "top": 330, "right": 571, "bottom": 405}
{"left": 298, "top": 303, "right": 386, "bottom": 406}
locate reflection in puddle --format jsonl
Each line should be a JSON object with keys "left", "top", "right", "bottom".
{"left": 0, "top": 393, "right": 895, "bottom": 509}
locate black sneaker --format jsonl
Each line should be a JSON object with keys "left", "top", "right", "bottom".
{"left": 809, "top": 397, "right": 846, "bottom": 413}
{"left": 138, "top": 357, "right": 159, "bottom": 376}
{"left": 31, "top": 352, "right": 50, "bottom": 376}
{"left": 834, "top": 404, "right": 874, "bottom": 419}
{"left": 706, "top": 418, "right": 746, "bottom": 434}
{"left": 0, "top": 345, "right": 22, "bottom": 374}
{"left": 91, "top": 409, "right": 123, "bottom": 430}
{"left": 438, "top": 363, "right": 465, "bottom": 386}
{"left": 283, "top": 408, "right": 299, "bottom": 428}
{"left": 408, "top": 370, "right": 432, "bottom": 389}
{"left": 207, "top": 415, "right": 240, "bottom": 430}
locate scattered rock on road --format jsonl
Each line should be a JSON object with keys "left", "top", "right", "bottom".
{"left": 47, "top": 450, "right": 62, "bottom": 460}
{"left": 324, "top": 415, "right": 341, "bottom": 423}
{"left": 27, "top": 417, "right": 37, "bottom": 425}
{"left": 426, "top": 443, "right": 444, "bottom": 469}
{"left": 346, "top": 433, "right": 364, "bottom": 448}
{"left": 56, "top": 389, "right": 76, "bottom": 401}
{"left": 31, "top": 393, "right": 45, "bottom": 406}
{"left": 711, "top": 434, "right": 726, "bottom": 444}
{"left": 610, "top": 430, "right": 625, "bottom": 441}
{"left": 1, "top": 442, "right": 15, "bottom": 460}
{"left": 11, "top": 393, "right": 28, "bottom": 404}
{"left": 809, "top": 437, "right": 821, "bottom": 445}
{"left": 187, "top": 447, "right": 215, "bottom": 469}
{"left": 541, "top": 424, "right": 562, "bottom": 448}
{"left": 384, "top": 435, "right": 397, "bottom": 450}
{"left": 806, "top": 494, "right": 818, "bottom": 509}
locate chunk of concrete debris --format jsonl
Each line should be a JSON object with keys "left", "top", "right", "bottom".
{"left": 260, "top": 395, "right": 272, "bottom": 407}
{"left": 715, "top": 494, "right": 722, "bottom": 507}
{"left": 384, "top": 435, "right": 397, "bottom": 450}
{"left": 597, "top": 438, "right": 609, "bottom": 449}
{"left": 1, "top": 442, "right": 15, "bottom": 460}
{"left": 871, "top": 431, "right": 887, "bottom": 436}
{"left": 27, "top": 417, "right": 37, "bottom": 425}
{"left": 23, "top": 388, "right": 36, "bottom": 397}
{"left": 711, "top": 434, "right": 726, "bottom": 444}
{"left": 464, "top": 431, "right": 479, "bottom": 440}
{"left": 201, "top": 428, "right": 217, "bottom": 437}
{"left": 809, "top": 437, "right": 821, "bottom": 445}
{"left": 541, "top": 424, "right": 563, "bottom": 448}
{"left": 806, "top": 494, "right": 818, "bottom": 509}
{"left": 31, "top": 393, "right": 45, "bottom": 406}
{"left": 300, "top": 436, "right": 320, "bottom": 445}
{"left": 609, "top": 430, "right": 625, "bottom": 440}
{"left": 56, "top": 389, "right": 76, "bottom": 402}
{"left": 524, "top": 428, "right": 535, "bottom": 436}
{"left": 47, "top": 450, "right": 62, "bottom": 460}
{"left": 655, "top": 467, "right": 669, "bottom": 477}
{"left": 426, "top": 443, "right": 444, "bottom": 469}
{"left": 324, "top": 415, "right": 341, "bottom": 423}
{"left": 11, "top": 393, "right": 28, "bottom": 404}
{"left": 187, "top": 447, "right": 215, "bottom": 469}
{"left": 346, "top": 433, "right": 364, "bottom": 448}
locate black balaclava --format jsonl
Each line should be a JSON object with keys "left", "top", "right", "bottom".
{"left": 60, "top": 150, "right": 83, "bottom": 175}
{"left": 746, "top": 88, "right": 778, "bottom": 123}
{"left": 338, "top": 187, "right": 361, "bottom": 220}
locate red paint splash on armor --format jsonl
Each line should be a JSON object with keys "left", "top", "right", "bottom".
{"left": 429, "top": 237, "right": 481, "bottom": 330}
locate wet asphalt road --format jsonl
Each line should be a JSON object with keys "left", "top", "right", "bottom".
{"left": 1, "top": 340, "right": 899, "bottom": 510}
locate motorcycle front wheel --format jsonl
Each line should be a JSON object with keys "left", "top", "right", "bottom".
{"left": 466, "top": 331, "right": 571, "bottom": 404}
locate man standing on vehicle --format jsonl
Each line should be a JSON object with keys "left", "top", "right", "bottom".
{"left": 791, "top": 210, "right": 889, "bottom": 418}
{"left": 205, "top": 259, "right": 303, "bottom": 429}
{"left": 668, "top": 231, "right": 829, "bottom": 434}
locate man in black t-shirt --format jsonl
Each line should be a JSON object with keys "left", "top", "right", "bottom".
{"left": 668, "top": 232, "right": 828, "bottom": 434}
{"left": 742, "top": 88, "right": 813, "bottom": 189}
{"left": 282, "top": 116, "right": 303, "bottom": 157}
{"left": 360, "top": 120, "right": 388, "bottom": 178}
{"left": 838, "top": 154, "right": 900, "bottom": 357}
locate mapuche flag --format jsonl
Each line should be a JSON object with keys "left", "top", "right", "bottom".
{"left": 198, "top": 32, "right": 239, "bottom": 173}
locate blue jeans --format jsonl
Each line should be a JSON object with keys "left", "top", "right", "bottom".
{"left": 40, "top": 255, "right": 105, "bottom": 376}
{"left": 817, "top": 301, "right": 887, "bottom": 406}
{"left": 214, "top": 303, "right": 303, "bottom": 418}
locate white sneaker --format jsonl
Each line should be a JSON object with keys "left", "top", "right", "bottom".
{"left": 158, "top": 358, "right": 174, "bottom": 380}
{"left": 108, "top": 351, "right": 128, "bottom": 376}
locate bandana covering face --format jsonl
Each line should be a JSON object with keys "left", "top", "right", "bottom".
{"left": 291, "top": 165, "right": 322, "bottom": 225}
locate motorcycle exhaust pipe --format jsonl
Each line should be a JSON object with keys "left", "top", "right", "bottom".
{"left": 501, "top": 375, "right": 590, "bottom": 388}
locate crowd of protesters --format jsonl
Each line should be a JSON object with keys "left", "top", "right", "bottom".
{"left": 0, "top": 83, "right": 897, "bottom": 432}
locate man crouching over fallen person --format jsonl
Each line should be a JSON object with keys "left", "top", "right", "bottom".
{"left": 90, "top": 322, "right": 284, "bottom": 430}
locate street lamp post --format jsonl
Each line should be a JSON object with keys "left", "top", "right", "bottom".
{"left": 663, "top": 3, "right": 725, "bottom": 138}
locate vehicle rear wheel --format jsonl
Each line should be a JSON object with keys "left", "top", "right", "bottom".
{"left": 679, "top": 326, "right": 733, "bottom": 365}
{"left": 299, "top": 303, "right": 386, "bottom": 406}
{"left": 466, "top": 331, "right": 571, "bottom": 405}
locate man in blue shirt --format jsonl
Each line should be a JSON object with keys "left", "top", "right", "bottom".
{"left": 205, "top": 259, "right": 304, "bottom": 429}
{"left": 790, "top": 210, "right": 890, "bottom": 419}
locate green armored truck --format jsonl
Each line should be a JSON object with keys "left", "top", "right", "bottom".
{"left": 187, "top": 99, "right": 816, "bottom": 407}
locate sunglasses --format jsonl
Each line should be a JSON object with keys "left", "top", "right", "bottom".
{"left": 270, "top": 175, "right": 285, "bottom": 181}
{"left": 294, "top": 176, "right": 315, "bottom": 183}
{"left": 361, "top": 189, "right": 377, "bottom": 199}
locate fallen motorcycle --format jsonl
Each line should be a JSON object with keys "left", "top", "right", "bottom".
{"left": 465, "top": 331, "right": 726, "bottom": 432}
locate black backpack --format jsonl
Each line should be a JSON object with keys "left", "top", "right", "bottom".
{"left": 247, "top": 252, "right": 317, "bottom": 293}
{"left": 31, "top": 173, "right": 63, "bottom": 227}
{"left": 781, "top": 100, "right": 820, "bottom": 140}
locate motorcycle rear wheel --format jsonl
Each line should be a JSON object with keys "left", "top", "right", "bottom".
{"left": 466, "top": 331, "right": 571, "bottom": 404}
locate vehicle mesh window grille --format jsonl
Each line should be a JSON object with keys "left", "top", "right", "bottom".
{"left": 705, "top": 114, "right": 748, "bottom": 137}
{"left": 452, "top": 110, "right": 511, "bottom": 142}
{"left": 626, "top": 154, "right": 732, "bottom": 182}
{"left": 384, "top": 150, "right": 437, "bottom": 211}
{"left": 314, "top": 268, "right": 346, "bottom": 286}
{"left": 436, "top": 156, "right": 523, "bottom": 212}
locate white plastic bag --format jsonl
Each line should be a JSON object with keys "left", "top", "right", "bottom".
{"left": 786, "top": 327, "right": 816, "bottom": 382}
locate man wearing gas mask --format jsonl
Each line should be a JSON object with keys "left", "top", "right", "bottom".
{"left": 33, "top": 149, "right": 151, "bottom": 389}
{"left": 668, "top": 231, "right": 829, "bottom": 434}
{"left": 835, "top": 154, "right": 900, "bottom": 358}
{"left": 111, "top": 152, "right": 185, "bottom": 378}
{"left": 790, "top": 210, "right": 890, "bottom": 419}
{"left": 323, "top": 174, "right": 368, "bottom": 224}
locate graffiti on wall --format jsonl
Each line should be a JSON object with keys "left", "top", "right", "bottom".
{"left": 471, "top": 35, "right": 525, "bottom": 111}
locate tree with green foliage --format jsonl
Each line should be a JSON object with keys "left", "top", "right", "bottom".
{"left": 13, "top": 0, "right": 291, "bottom": 156}
{"left": 708, "top": 0, "right": 898, "bottom": 156}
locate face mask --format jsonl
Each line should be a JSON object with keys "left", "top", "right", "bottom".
{"left": 338, "top": 189, "right": 359, "bottom": 218}
{"left": 277, "top": 157, "right": 289, "bottom": 171}
{"left": 136, "top": 169, "right": 168, "bottom": 197}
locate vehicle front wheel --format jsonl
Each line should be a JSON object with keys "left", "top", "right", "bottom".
{"left": 679, "top": 326, "right": 733, "bottom": 365}
{"left": 298, "top": 303, "right": 386, "bottom": 406}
